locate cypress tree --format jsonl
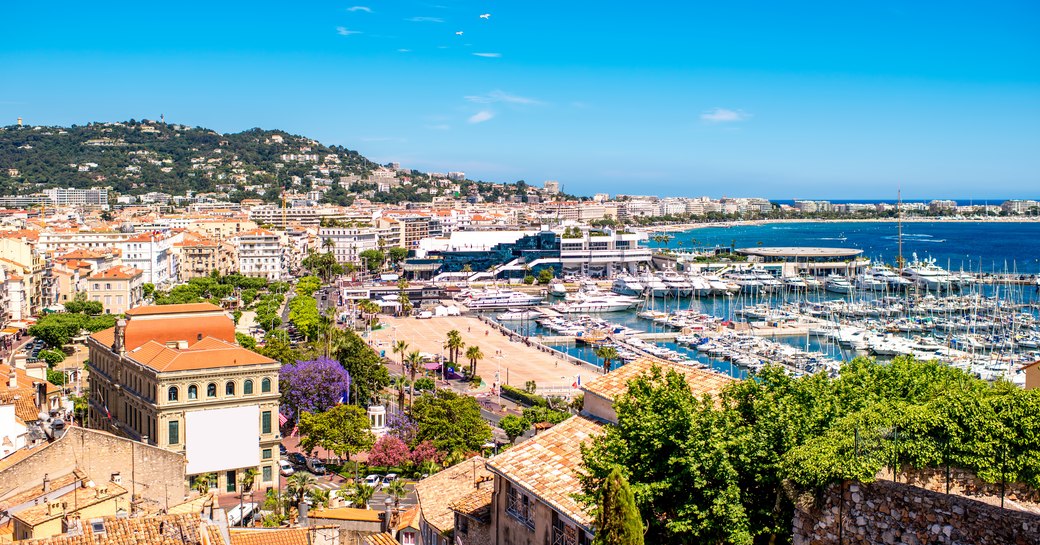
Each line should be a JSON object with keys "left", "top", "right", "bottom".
{"left": 593, "top": 466, "right": 644, "bottom": 545}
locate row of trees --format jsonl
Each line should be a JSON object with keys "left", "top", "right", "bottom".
{"left": 580, "top": 356, "right": 1040, "bottom": 545}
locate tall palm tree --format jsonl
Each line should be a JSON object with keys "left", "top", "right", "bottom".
{"left": 594, "top": 346, "right": 620, "bottom": 374}
{"left": 287, "top": 473, "right": 316, "bottom": 508}
{"left": 322, "top": 237, "right": 334, "bottom": 252}
{"left": 392, "top": 376, "right": 407, "bottom": 412}
{"left": 445, "top": 330, "right": 464, "bottom": 364}
{"left": 464, "top": 345, "right": 484, "bottom": 378}
{"left": 392, "top": 340, "right": 409, "bottom": 370}
{"left": 405, "top": 350, "right": 424, "bottom": 406}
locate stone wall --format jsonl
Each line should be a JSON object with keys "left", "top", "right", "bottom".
{"left": 792, "top": 479, "right": 1040, "bottom": 545}
{"left": 0, "top": 426, "right": 186, "bottom": 512}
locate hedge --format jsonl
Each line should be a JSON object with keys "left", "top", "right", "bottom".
{"left": 501, "top": 384, "right": 548, "bottom": 407}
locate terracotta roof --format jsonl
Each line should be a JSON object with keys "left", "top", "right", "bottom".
{"left": 413, "top": 457, "right": 491, "bottom": 535}
{"left": 124, "top": 338, "right": 275, "bottom": 373}
{"left": 581, "top": 357, "right": 734, "bottom": 404}
{"left": 18, "top": 512, "right": 227, "bottom": 545}
{"left": 0, "top": 470, "right": 87, "bottom": 511}
{"left": 125, "top": 303, "right": 224, "bottom": 316}
{"left": 308, "top": 506, "right": 382, "bottom": 522}
{"left": 59, "top": 249, "right": 111, "bottom": 260}
{"left": 88, "top": 266, "right": 143, "bottom": 281}
{"left": 394, "top": 506, "right": 420, "bottom": 531}
{"left": 0, "top": 362, "right": 60, "bottom": 400}
{"left": 0, "top": 388, "right": 41, "bottom": 423}
{"left": 363, "top": 533, "right": 400, "bottom": 545}
{"left": 92, "top": 314, "right": 236, "bottom": 355}
{"left": 229, "top": 527, "right": 321, "bottom": 545}
{"left": 449, "top": 486, "right": 492, "bottom": 523}
{"left": 486, "top": 416, "right": 604, "bottom": 529}
{"left": 13, "top": 481, "right": 127, "bottom": 526}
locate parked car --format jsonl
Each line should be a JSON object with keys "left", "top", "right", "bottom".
{"left": 288, "top": 453, "right": 307, "bottom": 468}
{"left": 382, "top": 473, "right": 398, "bottom": 486}
{"left": 279, "top": 444, "right": 288, "bottom": 456}
{"left": 279, "top": 460, "right": 294, "bottom": 476}
{"left": 363, "top": 474, "right": 383, "bottom": 488}
{"left": 306, "top": 458, "right": 327, "bottom": 475}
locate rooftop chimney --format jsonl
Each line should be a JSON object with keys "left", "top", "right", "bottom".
{"left": 112, "top": 319, "right": 127, "bottom": 354}
{"left": 7, "top": 370, "right": 15, "bottom": 388}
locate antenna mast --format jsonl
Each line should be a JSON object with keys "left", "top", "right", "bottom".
{"left": 897, "top": 189, "right": 903, "bottom": 270}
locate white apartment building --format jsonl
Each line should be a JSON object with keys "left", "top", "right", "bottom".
{"left": 42, "top": 188, "right": 109, "bottom": 207}
{"left": 233, "top": 229, "right": 285, "bottom": 280}
{"left": 116, "top": 232, "right": 174, "bottom": 286}
{"left": 317, "top": 227, "right": 380, "bottom": 265}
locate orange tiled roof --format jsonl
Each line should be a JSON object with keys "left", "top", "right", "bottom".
{"left": 449, "top": 486, "right": 492, "bottom": 522}
{"left": 363, "top": 532, "right": 401, "bottom": 545}
{"left": 230, "top": 527, "right": 323, "bottom": 545}
{"left": 486, "top": 416, "right": 604, "bottom": 529}
{"left": 0, "top": 470, "right": 86, "bottom": 512}
{"left": 125, "top": 338, "right": 275, "bottom": 373}
{"left": 413, "top": 457, "right": 491, "bottom": 535}
{"left": 308, "top": 506, "right": 383, "bottom": 522}
{"left": 88, "top": 266, "right": 143, "bottom": 281}
{"left": 125, "top": 302, "right": 224, "bottom": 316}
{"left": 0, "top": 388, "right": 41, "bottom": 423}
{"left": 395, "top": 506, "right": 420, "bottom": 531}
{"left": 18, "top": 512, "right": 227, "bottom": 545}
{"left": 14, "top": 481, "right": 127, "bottom": 526}
{"left": 581, "top": 357, "right": 735, "bottom": 404}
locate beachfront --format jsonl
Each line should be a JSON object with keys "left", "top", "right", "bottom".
{"left": 367, "top": 315, "right": 594, "bottom": 393}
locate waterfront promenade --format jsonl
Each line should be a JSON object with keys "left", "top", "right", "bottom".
{"left": 367, "top": 315, "right": 598, "bottom": 392}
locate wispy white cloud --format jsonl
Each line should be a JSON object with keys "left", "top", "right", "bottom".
{"left": 397, "top": 48, "right": 411, "bottom": 53}
{"left": 336, "top": 26, "right": 362, "bottom": 36}
{"left": 468, "top": 111, "right": 494, "bottom": 124}
{"left": 700, "top": 108, "right": 751, "bottom": 123}
{"left": 464, "top": 90, "right": 540, "bottom": 105}
{"left": 424, "top": 124, "right": 451, "bottom": 131}
{"left": 346, "top": 6, "right": 371, "bottom": 12}
{"left": 472, "top": 52, "right": 501, "bottom": 58}
{"left": 407, "top": 16, "right": 444, "bottom": 23}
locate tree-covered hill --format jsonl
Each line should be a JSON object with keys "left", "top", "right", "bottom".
{"left": 0, "top": 120, "right": 375, "bottom": 200}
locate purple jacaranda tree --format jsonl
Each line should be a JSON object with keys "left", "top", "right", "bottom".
{"left": 386, "top": 411, "right": 418, "bottom": 446}
{"left": 280, "top": 356, "right": 352, "bottom": 425}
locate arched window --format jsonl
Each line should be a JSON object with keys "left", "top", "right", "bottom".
{"left": 188, "top": 385, "right": 198, "bottom": 400}
{"left": 244, "top": 380, "right": 254, "bottom": 395}
{"left": 261, "top": 378, "right": 272, "bottom": 393}
{"left": 167, "top": 387, "right": 179, "bottom": 402}
{"left": 207, "top": 383, "right": 217, "bottom": 398}
{"left": 225, "top": 381, "right": 235, "bottom": 396}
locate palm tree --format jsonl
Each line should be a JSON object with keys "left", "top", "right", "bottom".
{"left": 351, "top": 482, "right": 376, "bottom": 510}
{"left": 594, "top": 346, "right": 620, "bottom": 374}
{"left": 322, "top": 237, "right": 334, "bottom": 252}
{"left": 465, "top": 345, "right": 484, "bottom": 378}
{"left": 385, "top": 480, "right": 407, "bottom": 509}
{"left": 194, "top": 473, "right": 216, "bottom": 495}
{"left": 392, "top": 340, "right": 410, "bottom": 370}
{"left": 239, "top": 467, "right": 259, "bottom": 494}
{"left": 287, "top": 473, "right": 316, "bottom": 507}
{"left": 405, "top": 350, "right": 424, "bottom": 405}
{"left": 445, "top": 330, "right": 464, "bottom": 364}
{"left": 392, "top": 376, "right": 408, "bottom": 412}
{"left": 308, "top": 488, "right": 330, "bottom": 508}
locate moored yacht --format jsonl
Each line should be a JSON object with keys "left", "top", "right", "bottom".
{"left": 550, "top": 293, "right": 641, "bottom": 313}
{"left": 611, "top": 275, "right": 645, "bottom": 296}
{"left": 902, "top": 255, "right": 955, "bottom": 291}
{"left": 824, "top": 275, "right": 855, "bottom": 294}
{"left": 460, "top": 288, "right": 543, "bottom": 310}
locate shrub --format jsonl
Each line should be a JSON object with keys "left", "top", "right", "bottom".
{"left": 501, "top": 384, "right": 548, "bottom": 407}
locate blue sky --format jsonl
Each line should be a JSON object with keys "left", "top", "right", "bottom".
{"left": 2, "top": 1, "right": 1038, "bottom": 199}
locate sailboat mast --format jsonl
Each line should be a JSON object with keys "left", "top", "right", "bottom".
{"left": 897, "top": 189, "right": 903, "bottom": 270}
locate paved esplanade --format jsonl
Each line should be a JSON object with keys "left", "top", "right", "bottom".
{"left": 368, "top": 315, "right": 585, "bottom": 391}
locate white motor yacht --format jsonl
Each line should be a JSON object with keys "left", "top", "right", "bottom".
{"left": 639, "top": 274, "right": 670, "bottom": 297}
{"left": 902, "top": 255, "right": 955, "bottom": 291}
{"left": 824, "top": 275, "right": 855, "bottom": 294}
{"left": 461, "top": 288, "right": 542, "bottom": 310}
{"left": 659, "top": 272, "right": 693, "bottom": 297}
{"left": 611, "top": 275, "right": 645, "bottom": 296}
{"left": 550, "top": 293, "right": 641, "bottom": 313}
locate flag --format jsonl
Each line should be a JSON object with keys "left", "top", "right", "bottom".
{"left": 572, "top": 374, "right": 581, "bottom": 388}
{"left": 290, "top": 425, "right": 299, "bottom": 438}
{"left": 337, "top": 390, "right": 348, "bottom": 404}
{"left": 278, "top": 412, "right": 288, "bottom": 426}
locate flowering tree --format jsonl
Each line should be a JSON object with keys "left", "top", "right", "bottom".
{"left": 280, "top": 357, "right": 351, "bottom": 424}
{"left": 410, "top": 440, "right": 441, "bottom": 466}
{"left": 387, "top": 412, "right": 418, "bottom": 446}
{"left": 368, "top": 435, "right": 410, "bottom": 469}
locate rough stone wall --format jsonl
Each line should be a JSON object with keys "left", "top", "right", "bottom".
{"left": 0, "top": 427, "right": 186, "bottom": 511}
{"left": 792, "top": 479, "right": 1040, "bottom": 545}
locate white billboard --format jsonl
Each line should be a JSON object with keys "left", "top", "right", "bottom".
{"left": 185, "top": 405, "right": 260, "bottom": 475}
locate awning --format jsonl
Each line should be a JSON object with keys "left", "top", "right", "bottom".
{"left": 423, "top": 362, "right": 442, "bottom": 370}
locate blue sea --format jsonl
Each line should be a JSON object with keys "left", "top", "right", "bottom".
{"left": 649, "top": 221, "right": 1040, "bottom": 275}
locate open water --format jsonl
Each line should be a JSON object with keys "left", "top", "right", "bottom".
{"left": 650, "top": 221, "right": 1040, "bottom": 275}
